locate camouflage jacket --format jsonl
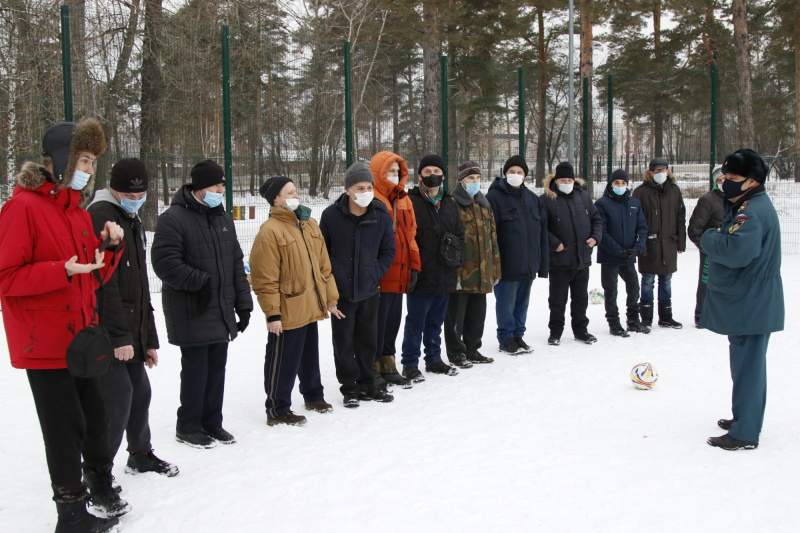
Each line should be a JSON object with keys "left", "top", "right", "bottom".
{"left": 452, "top": 183, "right": 501, "bottom": 293}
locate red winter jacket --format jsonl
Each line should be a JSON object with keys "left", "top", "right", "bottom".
{"left": 0, "top": 163, "right": 122, "bottom": 369}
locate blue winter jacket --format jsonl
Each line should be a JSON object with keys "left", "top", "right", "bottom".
{"left": 486, "top": 178, "right": 549, "bottom": 281}
{"left": 594, "top": 184, "right": 648, "bottom": 265}
{"left": 319, "top": 194, "right": 396, "bottom": 303}
{"left": 699, "top": 188, "right": 784, "bottom": 335}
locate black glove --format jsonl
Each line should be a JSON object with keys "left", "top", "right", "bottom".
{"left": 618, "top": 249, "right": 631, "bottom": 260}
{"left": 237, "top": 310, "right": 251, "bottom": 332}
{"left": 408, "top": 270, "right": 419, "bottom": 293}
{"left": 626, "top": 248, "right": 638, "bottom": 260}
{"left": 197, "top": 279, "right": 212, "bottom": 310}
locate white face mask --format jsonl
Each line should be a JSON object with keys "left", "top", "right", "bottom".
{"left": 353, "top": 191, "right": 374, "bottom": 207}
{"left": 283, "top": 198, "right": 300, "bottom": 211}
{"left": 69, "top": 169, "right": 91, "bottom": 191}
{"left": 506, "top": 173, "right": 524, "bottom": 187}
{"left": 653, "top": 172, "right": 668, "bottom": 184}
{"left": 386, "top": 175, "right": 399, "bottom": 186}
{"left": 557, "top": 183, "right": 574, "bottom": 195}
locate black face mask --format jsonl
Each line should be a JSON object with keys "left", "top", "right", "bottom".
{"left": 722, "top": 178, "right": 749, "bottom": 200}
{"left": 421, "top": 173, "right": 443, "bottom": 188}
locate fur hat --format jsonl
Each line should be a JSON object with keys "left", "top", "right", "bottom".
{"left": 503, "top": 155, "right": 528, "bottom": 176}
{"left": 721, "top": 149, "right": 769, "bottom": 183}
{"left": 344, "top": 162, "right": 374, "bottom": 189}
{"left": 110, "top": 158, "right": 149, "bottom": 192}
{"left": 418, "top": 154, "right": 447, "bottom": 176}
{"left": 554, "top": 161, "right": 575, "bottom": 180}
{"left": 42, "top": 118, "right": 106, "bottom": 188}
{"left": 260, "top": 176, "right": 293, "bottom": 206}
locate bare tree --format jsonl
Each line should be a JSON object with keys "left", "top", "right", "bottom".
{"left": 140, "top": 0, "right": 164, "bottom": 230}
{"left": 422, "top": 1, "right": 442, "bottom": 155}
{"left": 732, "top": 0, "right": 755, "bottom": 148}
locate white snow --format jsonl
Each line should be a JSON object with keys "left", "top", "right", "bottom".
{"left": 2, "top": 246, "right": 799, "bottom": 532}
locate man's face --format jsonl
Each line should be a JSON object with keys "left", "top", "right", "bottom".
{"left": 652, "top": 166, "right": 668, "bottom": 174}
{"left": 348, "top": 181, "right": 373, "bottom": 200}
{"left": 387, "top": 162, "right": 400, "bottom": 178}
{"left": 506, "top": 166, "right": 525, "bottom": 177}
{"left": 420, "top": 165, "right": 443, "bottom": 178}
{"left": 723, "top": 173, "right": 754, "bottom": 192}
{"left": 612, "top": 179, "right": 628, "bottom": 188}
{"left": 461, "top": 173, "right": 480, "bottom": 184}
{"left": 118, "top": 190, "right": 146, "bottom": 201}
{"left": 75, "top": 152, "right": 97, "bottom": 175}
{"left": 197, "top": 182, "right": 224, "bottom": 200}
{"left": 555, "top": 177, "right": 574, "bottom": 186}
{"left": 276, "top": 181, "right": 299, "bottom": 206}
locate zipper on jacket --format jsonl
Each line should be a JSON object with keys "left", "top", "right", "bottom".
{"left": 298, "top": 221, "right": 325, "bottom": 311}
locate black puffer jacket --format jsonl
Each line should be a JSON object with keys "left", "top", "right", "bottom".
{"left": 688, "top": 188, "right": 725, "bottom": 252}
{"left": 151, "top": 185, "right": 253, "bottom": 346}
{"left": 88, "top": 190, "right": 159, "bottom": 361}
{"left": 407, "top": 186, "right": 464, "bottom": 294}
{"left": 631, "top": 175, "right": 686, "bottom": 275}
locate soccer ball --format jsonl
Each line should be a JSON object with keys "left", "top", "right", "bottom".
{"left": 589, "top": 288, "right": 604, "bottom": 304}
{"left": 631, "top": 363, "right": 658, "bottom": 390}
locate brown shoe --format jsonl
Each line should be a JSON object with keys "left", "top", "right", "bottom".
{"left": 266, "top": 411, "right": 307, "bottom": 426}
{"left": 304, "top": 400, "right": 333, "bottom": 413}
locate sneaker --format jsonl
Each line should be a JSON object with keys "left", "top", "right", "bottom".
{"left": 658, "top": 317, "right": 683, "bottom": 329}
{"left": 343, "top": 394, "right": 360, "bottom": 408}
{"left": 304, "top": 400, "right": 334, "bottom": 413}
{"left": 382, "top": 371, "right": 413, "bottom": 389}
{"left": 609, "top": 325, "right": 630, "bottom": 337}
{"left": 466, "top": 351, "right": 494, "bottom": 364}
{"left": 627, "top": 322, "right": 651, "bottom": 334}
{"left": 176, "top": 431, "right": 216, "bottom": 449}
{"left": 267, "top": 411, "right": 307, "bottom": 426}
{"left": 426, "top": 361, "right": 459, "bottom": 376}
{"left": 83, "top": 467, "right": 132, "bottom": 518}
{"left": 718, "top": 418, "right": 733, "bottom": 431}
{"left": 359, "top": 388, "right": 395, "bottom": 403}
{"left": 451, "top": 359, "right": 473, "bottom": 369}
{"left": 515, "top": 337, "right": 534, "bottom": 353}
{"left": 402, "top": 367, "right": 426, "bottom": 383}
{"left": 707, "top": 433, "right": 758, "bottom": 450}
{"left": 499, "top": 339, "right": 526, "bottom": 355}
{"left": 574, "top": 332, "right": 598, "bottom": 344}
{"left": 202, "top": 427, "right": 236, "bottom": 444}
{"left": 547, "top": 336, "right": 560, "bottom": 346}
{"left": 126, "top": 449, "right": 179, "bottom": 477}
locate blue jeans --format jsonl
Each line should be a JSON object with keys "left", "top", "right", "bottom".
{"left": 640, "top": 273, "right": 672, "bottom": 303}
{"left": 493, "top": 279, "right": 533, "bottom": 345}
{"left": 400, "top": 293, "right": 450, "bottom": 369}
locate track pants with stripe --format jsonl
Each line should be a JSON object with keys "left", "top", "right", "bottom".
{"left": 264, "top": 322, "right": 325, "bottom": 418}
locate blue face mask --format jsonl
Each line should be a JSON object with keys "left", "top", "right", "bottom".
{"left": 612, "top": 186, "right": 627, "bottom": 196}
{"left": 464, "top": 182, "right": 480, "bottom": 196}
{"left": 69, "top": 169, "right": 91, "bottom": 191}
{"left": 203, "top": 191, "right": 223, "bottom": 208}
{"left": 120, "top": 194, "right": 147, "bottom": 214}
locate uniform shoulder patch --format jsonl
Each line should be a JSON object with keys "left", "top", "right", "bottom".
{"left": 729, "top": 213, "right": 748, "bottom": 234}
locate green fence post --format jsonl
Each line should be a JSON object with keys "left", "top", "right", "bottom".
{"left": 582, "top": 76, "right": 589, "bottom": 182}
{"left": 709, "top": 65, "right": 718, "bottom": 190}
{"left": 60, "top": 5, "right": 73, "bottom": 122}
{"left": 518, "top": 67, "right": 525, "bottom": 158}
{"left": 441, "top": 55, "right": 449, "bottom": 192}
{"left": 221, "top": 25, "right": 233, "bottom": 213}
{"left": 607, "top": 75, "right": 613, "bottom": 181}
{"left": 344, "top": 41, "right": 354, "bottom": 169}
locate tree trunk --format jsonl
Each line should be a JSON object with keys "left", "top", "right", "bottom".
{"left": 795, "top": 0, "right": 800, "bottom": 181}
{"left": 732, "top": 0, "right": 756, "bottom": 148}
{"left": 580, "top": 0, "right": 593, "bottom": 192}
{"left": 535, "top": 8, "right": 548, "bottom": 187}
{"left": 653, "top": 0, "right": 664, "bottom": 158}
{"left": 392, "top": 72, "right": 400, "bottom": 155}
{"left": 139, "top": 0, "right": 164, "bottom": 231}
{"left": 422, "top": 2, "right": 441, "bottom": 155}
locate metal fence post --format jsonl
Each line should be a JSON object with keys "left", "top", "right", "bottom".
{"left": 221, "top": 26, "right": 233, "bottom": 213}
{"left": 607, "top": 75, "right": 613, "bottom": 181}
{"left": 710, "top": 64, "right": 718, "bottom": 190}
{"left": 582, "top": 76, "right": 589, "bottom": 182}
{"left": 441, "top": 55, "right": 449, "bottom": 192}
{"left": 60, "top": 5, "right": 73, "bottom": 122}
{"left": 518, "top": 67, "right": 525, "bottom": 157}
{"left": 344, "top": 41, "right": 354, "bottom": 169}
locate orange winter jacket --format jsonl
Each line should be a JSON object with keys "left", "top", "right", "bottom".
{"left": 369, "top": 152, "right": 422, "bottom": 293}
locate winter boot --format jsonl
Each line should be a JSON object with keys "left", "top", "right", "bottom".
{"left": 658, "top": 302, "right": 683, "bottom": 328}
{"left": 126, "top": 449, "right": 179, "bottom": 477}
{"left": 82, "top": 465, "right": 131, "bottom": 518}
{"left": 379, "top": 355, "right": 412, "bottom": 388}
{"left": 609, "top": 321, "right": 630, "bottom": 338}
{"left": 639, "top": 301, "right": 654, "bottom": 327}
{"left": 54, "top": 489, "right": 119, "bottom": 533}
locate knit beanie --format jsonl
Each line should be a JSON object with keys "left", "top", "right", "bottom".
{"left": 191, "top": 160, "right": 225, "bottom": 190}
{"left": 344, "top": 162, "right": 374, "bottom": 189}
{"left": 503, "top": 155, "right": 529, "bottom": 176}
{"left": 609, "top": 169, "right": 629, "bottom": 185}
{"left": 721, "top": 149, "right": 769, "bottom": 183}
{"left": 458, "top": 161, "right": 481, "bottom": 181}
{"left": 110, "top": 158, "right": 149, "bottom": 192}
{"left": 555, "top": 161, "right": 575, "bottom": 180}
{"left": 418, "top": 154, "right": 447, "bottom": 176}
{"left": 648, "top": 157, "right": 669, "bottom": 171}
{"left": 260, "top": 176, "right": 293, "bottom": 206}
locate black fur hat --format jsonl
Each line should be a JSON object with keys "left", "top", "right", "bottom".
{"left": 721, "top": 149, "right": 769, "bottom": 183}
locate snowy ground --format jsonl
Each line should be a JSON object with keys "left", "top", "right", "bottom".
{"left": 2, "top": 241, "right": 800, "bottom": 532}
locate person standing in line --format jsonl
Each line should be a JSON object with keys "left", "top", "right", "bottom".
{"left": 631, "top": 157, "right": 686, "bottom": 329}
{"left": 688, "top": 166, "right": 725, "bottom": 328}
{"left": 0, "top": 118, "right": 128, "bottom": 531}
{"left": 320, "top": 163, "right": 396, "bottom": 407}
{"left": 151, "top": 160, "right": 253, "bottom": 448}
{"left": 540, "top": 162, "right": 603, "bottom": 346}
{"left": 444, "top": 161, "right": 500, "bottom": 367}
{"left": 250, "top": 177, "right": 338, "bottom": 426}
{"left": 486, "top": 155, "right": 549, "bottom": 355}
{"left": 400, "top": 154, "right": 463, "bottom": 383}
{"left": 88, "top": 158, "right": 178, "bottom": 477}
{"left": 594, "top": 169, "right": 649, "bottom": 337}
{"left": 701, "top": 149, "right": 783, "bottom": 451}
{"left": 369, "top": 151, "right": 421, "bottom": 389}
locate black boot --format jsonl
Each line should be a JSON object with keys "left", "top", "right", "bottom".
{"left": 658, "top": 302, "right": 683, "bottom": 328}
{"left": 640, "top": 301, "right": 654, "bottom": 327}
{"left": 83, "top": 465, "right": 132, "bottom": 518}
{"left": 54, "top": 490, "right": 119, "bottom": 533}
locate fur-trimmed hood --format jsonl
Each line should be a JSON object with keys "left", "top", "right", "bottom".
{"left": 642, "top": 168, "right": 676, "bottom": 185}
{"left": 543, "top": 173, "right": 586, "bottom": 199}
{"left": 15, "top": 162, "right": 56, "bottom": 191}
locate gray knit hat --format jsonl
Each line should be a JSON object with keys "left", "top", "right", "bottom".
{"left": 344, "top": 162, "right": 374, "bottom": 189}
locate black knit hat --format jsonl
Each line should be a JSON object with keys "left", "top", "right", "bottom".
{"left": 721, "top": 149, "right": 769, "bottom": 183}
{"left": 110, "top": 158, "right": 149, "bottom": 192}
{"left": 609, "top": 169, "right": 629, "bottom": 185}
{"left": 190, "top": 160, "right": 225, "bottom": 190}
{"left": 344, "top": 162, "right": 374, "bottom": 189}
{"left": 555, "top": 161, "right": 575, "bottom": 180}
{"left": 418, "top": 154, "right": 446, "bottom": 176}
{"left": 503, "top": 155, "right": 528, "bottom": 176}
{"left": 260, "top": 176, "right": 293, "bottom": 206}
{"left": 458, "top": 161, "right": 481, "bottom": 181}
{"left": 649, "top": 157, "right": 669, "bottom": 171}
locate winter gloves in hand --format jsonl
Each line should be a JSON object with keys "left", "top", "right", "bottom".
{"left": 618, "top": 249, "right": 638, "bottom": 261}
{"left": 408, "top": 270, "right": 419, "bottom": 292}
{"left": 237, "top": 311, "right": 251, "bottom": 332}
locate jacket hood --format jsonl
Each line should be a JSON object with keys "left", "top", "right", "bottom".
{"left": 452, "top": 181, "right": 489, "bottom": 208}
{"left": 543, "top": 174, "right": 586, "bottom": 199}
{"left": 87, "top": 188, "right": 121, "bottom": 209}
{"left": 15, "top": 162, "right": 56, "bottom": 190}
{"left": 171, "top": 183, "right": 222, "bottom": 215}
{"left": 642, "top": 168, "right": 677, "bottom": 185}
{"left": 369, "top": 152, "right": 409, "bottom": 198}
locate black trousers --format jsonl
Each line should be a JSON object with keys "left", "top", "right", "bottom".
{"left": 26, "top": 369, "right": 111, "bottom": 499}
{"left": 97, "top": 360, "right": 152, "bottom": 457}
{"left": 177, "top": 343, "right": 228, "bottom": 434}
{"left": 695, "top": 251, "right": 710, "bottom": 323}
{"left": 444, "top": 292, "right": 487, "bottom": 362}
{"left": 548, "top": 268, "right": 590, "bottom": 336}
{"left": 331, "top": 294, "right": 379, "bottom": 396}
{"left": 375, "top": 292, "right": 403, "bottom": 361}
{"left": 264, "top": 322, "right": 325, "bottom": 418}
{"left": 600, "top": 263, "right": 641, "bottom": 325}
